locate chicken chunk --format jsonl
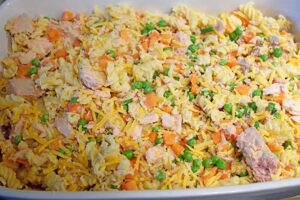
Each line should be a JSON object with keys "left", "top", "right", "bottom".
{"left": 282, "top": 99, "right": 300, "bottom": 116}
{"left": 263, "top": 83, "right": 284, "bottom": 96}
{"left": 139, "top": 112, "right": 159, "bottom": 125}
{"left": 161, "top": 113, "right": 175, "bottom": 129}
{"left": 131, "top": 125, "right": 142, "bottom": 140}
{"left": 13, "top": 51, "right": 36, "bottom": 65}
{"left": 28, "top": 38, "right": 52, "bottom": 57}
{"left": 55, "top": 116, "right": 73, "bottom": 137}
{"left": 5, "top": 13, "right": 34, "bottom": 34}
{"left": 79, "top": 64, "right": 106, "bottom": 90}
{"left": 236, "top": 127, "right": 279, "bottom": 182}
{"left": 8, "top": 78, "right": 40, "bottom": 96}
{"left": 145, "top": 146, "right": 165, "bottom": 164}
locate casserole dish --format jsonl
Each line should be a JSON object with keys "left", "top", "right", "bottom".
{"left": 0, "top": 0, "right": 300, "bottom": 199}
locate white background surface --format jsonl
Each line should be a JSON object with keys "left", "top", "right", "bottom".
{"left": 0, "top": 0, "right": 300, "bottom": 199}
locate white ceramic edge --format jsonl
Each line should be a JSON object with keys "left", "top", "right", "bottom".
{"left": 0, "top": 0, "right": 300, "bottom": 199}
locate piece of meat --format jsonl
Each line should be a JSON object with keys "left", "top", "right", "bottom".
{"left": 282, "top": 99, "right": 300, "bottom": 116}
{"left": 5, "top": 13, "right": 34, "bottom": 34}
{"left": 8, "top": 78, "right": 40, "bottom": 96}
{"left": 55, "top": 116, "right": 73, "bottom": 137}
{"left": 174, "top": 114, "right": 182, "bottom": 134}
{"left": 273, "top": 77, "right": 285, "bottom": 84}
{"left": 80, "top": 65, "right": 106, "bottom": 90}
{"left": 238, "top": 59, "right": 251, "bottom": 74}
{"left": 236, "top": 127, "right": 279, "bottom": 182}
{"left": 269, "top": 35, "right": 280, "bottom": 45}
{"left": 13, "top": 51, "right": 36, "bottom": 65}
{"left": 145, "top": 146, "right": 165, "bottom": 164}
{"left": 263, "top": 83, "right": 283, "bottom": 96}
{"left": 161, "top": 113, "right": 175, "bottom": 129}
{"left": 27, "top": 38, "right": 52, "bottom": 57}
{"left": 215, "top": 20, "right": 224, "bottom": 32}
{"left": 131, "top": 125, "right": 142, "bottom": 140}
{"left": 139, "top": 112, "right": 159, "bottom": 125}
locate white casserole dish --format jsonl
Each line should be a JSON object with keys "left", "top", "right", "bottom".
{"left": 0, "top": 0, "right": 300, "bottom": 199}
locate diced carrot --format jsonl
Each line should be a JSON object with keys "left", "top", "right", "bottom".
{"left": 121, "top": 113, "right": 130, "bottom": 121}
{"left": 243, "top": 31, "right": 256, "bottom": 43}
{"left": 141, "top": 38, "right": 149, "bottom": 51}
{"left": 72, "top": 38, "right": 82, "bottom": 47}
{"left": 296, "top": 82, "right": 300, "bottom": 89}
{"left": 225, "top": 25, "right": 233, "bottom": 34}
{"left": 190, "top": 74, "right": 199, "bottom": 94}
{"left": 52, "top": 139, "right": 64, "bottom": 149}
{"left": 83, "top": 110, "right": 93, "bottom": 121}
{"left": 99, "top": 54, "right": 109, "bottom": 70}
{"left": 62, "top": 10, "right": 75, "bottom": 21}
{"left": 297, "top": 144, "right": 300, "bottom": 153}
{"left": 84, "top": 45, "right": 91, "bottom": 57}
{"left": 46, "top": 28, "right": 62, "bottom": 42}
{"left": 149, "top": 30, "right": 160, "bottom": 41}
{"left": 130, "top": 158, "right": 137, "bottom": 168}
{"left": 212, "top": 132, "right": 221, "bottom": 144}
{"left": 121, "top": 180, "right": 138, "bottom": 190}
{"left": 226, "top": 162, "right": 232, "bottom": 170}
{"left": 231, "top": 11, "right": 249, "bottom": 27}
{"left": 236, "top": 127, "right": 243, "bottom": 135}
{"left": 236, "top": 84, "right": 250, "bottom": 95}
{"left": 144, "top": 92, "right": 158, "bottom": 108}
{"left": 161, "top": 104, "right": 172, "bottom": 114}
{"left": 202, "top": 167, "right": 217, "bottom": 184}
{"left": 273, "top": 92, "right": 285, "bottom": 104}
{"left": 132, "top": 52, "right": 140, "bottom": 60}
{"left": 227, "top": 59, "right": 238, "bottom": 68}
{"left": 197, "top": 49, "right": 205, "bottom": 55}
{"left": 171, "top": 143, "right": 185, "bottom": 155}
{"left": 159, "top": 33, "right": 172, "bottom": 45}
{"left": 179, "top": 139, "right": 187, "bottom": 147}
{"left": 220, "top": 171, "right": 230, "bottom": 180}
{"left": 16, "top": 64, "right": 31, "bottom": 78}
{"left": 268, "top": 143, "right": 283, "bottom": 152}
{"left": 67, "top": 102, "right": 82, "bottom": 113}
{"left": 148, "top": 132, "right": 157, "bottom": 143}
{"left": 231, "top": 50, "right": 239, "bottom": 57}
{"left": 120, "top": 29, "right": 130, "bottom": 41}
{"left": 55, "top": 49, "right": 68, "bottom": 59}
{"left": 163, "top": 132, "right": 177, "bottom": 146}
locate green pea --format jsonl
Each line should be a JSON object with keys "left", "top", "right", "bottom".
{"left": 219, "top": 59, "right": 227, "bottom": 66}
{"left": 188, "top": 44, "right": 198, "bottom": 53}
{"left": 243, "top": 106, "right": 251, "bottom": 116}
{"left": 152, "top": 126, "right": 160, "bottom": 132}
{"left": 260, "top": 54, "right": 268, "bottom": 62}
{"left": 78, "top": 119, "right": 87, "bottom": 127}
{"left": 183, "top": 151, "right": 193, "bottom": 162}
{"left": 143, "top": 85, "right": 155, "bottom": 94}
{"left": 111, "top": 184, "right": 118, "bottom": 189}
{"left": 173, "top": 76, "right": 180, "bottom": 81}
{"left": 267, "top": 102, "right": 277, "bottom": 114}
{"left": 273, "top": 112, "right": 280, "bottom": 119}
{"left": 200, "top": 65, "right": 207, "bottom": 72}
{"left": 141, "top": 22, "right": 155, "bottom": 35}
{"left": 229, "top": 27, "right": 243, "bottom": 41}
{"left": 228, "top": 83, "right": 236, "bottom": 91}
{"left": 107, "top": 49, "right": 116, "bottom": 57}
{"left": 132, "top": 81, "right": 144, "bottom": 89}
{"left": 224, "top": 103, "right": 232, "bottom": 115}
{"left": 254, "top": 121, "right": 260, "bottom": 129}
{"left": 122, "top": 99, "right": 133, "bottom": 112}
{"left": 283, "top": 141, "right": 293, "bottom": 149}
{"left": 252, "top": 89, "right": 262, "bottom": 97}
{"left": 191, "top": 164, "right": 200, "bottom": 173}
{"left": 273, "top": 48, "right": 282, "bottom": 58}
{"left": 123, "top": 149, "right": 134, "bottom": 160}
{"left": 70, "top": 97, "right": 78, "bottom": 103}
{"left": 202, "top": 158, "right": 214, "bottom": 168}
{"left": 249, "top": 102, "right": 257, "bottom": 112}
{"left": 193, "top": 159, "right": 201, "bottom": 167}
{"left": 187, "top": 138, "right": 197, "bottom": 147}
{"left": 157, "top": 19, "right": 167, "bottom": 27}
{"left": 41, "top": 113, "right": 49, "bottom": 123}
{"left": 155, "top": 170, "right": 165, "bottom": 181}
{"left": 211, "top": 155, "right": 220, "bottom": 164}
{"left": 190, "top": 35, "right": 196, "bottom": 43}
{"left": 28, "top": 67, "right": 38, "bottom": 76}
{"left": 14, "top": 135, "right": 23, "bottom": 145}
{"left": 235, "top": 108, "right": 244, "bottom": 118}
{"left": 163, "top": 68, "right": 170, "bottom": 76}
{"left": 155, "top": 137, "right": 163, "bottom": 145}
{"left": 187, "top": 92, "right": 195, "bottom": 101}
{"left": 163, "top": 47, "right": 172, "bottom": 51}
{"left": 216, "top": 159, "right": 226, "bottom": 169}
{"left": 239, "top": 171, "right": 248, "bottom": 177}
{"left": 57, "top": 148, "right": 66, "bottom": 154}
{"left": 96, "top": 136, "right": 101, "bottom": 143}
{"left": 153, "top": 71, "right": 160, "bottom": 79}
{"left": 31, "top": 58, "right": 40, "bottom": 67}
{"left": 201, "top": 26, "right": 214, "bottom": 34}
